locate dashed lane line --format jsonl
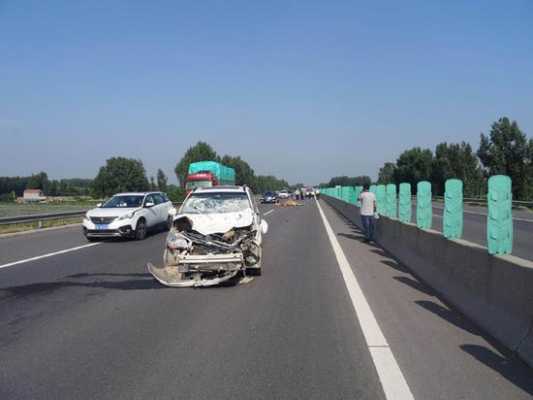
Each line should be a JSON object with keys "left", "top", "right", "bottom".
{"left": 0, "top": 243, "right": 101, "bottom": 270}
{"left": 315, "top": 200, "right": 415, "bottom": 400}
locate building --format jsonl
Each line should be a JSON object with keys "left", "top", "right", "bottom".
{"left": 23, "top": 189, "right": 46, "bottom": 202}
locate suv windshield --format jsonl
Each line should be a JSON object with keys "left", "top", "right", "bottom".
{"left": 102, "top": 195, "right": 144, "bottom": 208}
{"left": 181, "top": 192, "right": 250, "bottom": 214}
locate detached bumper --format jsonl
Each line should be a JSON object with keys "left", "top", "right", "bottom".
{"left": 148, "top": 253, "right": 244, "bottom": 287}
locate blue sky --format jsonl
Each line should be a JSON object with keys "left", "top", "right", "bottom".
{"left": 1, "top": 0, "right": 532, "bottom": 185}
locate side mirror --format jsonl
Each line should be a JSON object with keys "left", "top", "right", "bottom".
{"left": 260, "top": 219, "right": 269, "bottom": 235}
{"left": 145, "top": 201, "right": 155, "bottom": 208}
{"left": 96, "top": 202, "right": 102, "bottom": 208}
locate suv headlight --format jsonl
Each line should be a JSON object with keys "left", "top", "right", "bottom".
{"left": 118, "top": 211, "right": 136, "bottom": 220}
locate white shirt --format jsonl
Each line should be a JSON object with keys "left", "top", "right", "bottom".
{"left": 358, "top": 191, "right": 376, "bottom": 216}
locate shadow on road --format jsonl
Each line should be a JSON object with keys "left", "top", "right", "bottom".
{"left": 394, "top": 276, "right": 434, "bottom": 296}
{"left": 461, "top": 344, "right": 533, "bottom": 395}
{"left": 415, "top": 300, "right": 480, "bottom": 336}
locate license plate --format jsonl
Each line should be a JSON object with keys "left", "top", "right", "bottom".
{"left": 95, "top": 224, "right": 109, "bottom": 230}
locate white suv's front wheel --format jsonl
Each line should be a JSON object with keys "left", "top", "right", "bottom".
{"left": 135, "top": 219, "right": 147, "bottom": 240}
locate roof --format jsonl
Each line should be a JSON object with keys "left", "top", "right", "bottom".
{"left": 193, "top": 186, "right": 245, "bottom": 193}
{"left": 114, "top": 192, "right": 162, "bottom": 196}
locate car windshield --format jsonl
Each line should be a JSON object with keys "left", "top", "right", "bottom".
{"left": 264, "top": 192, "right": 275, "bottom": 196}
{"left": 181, "top": 192, "right": 250, "bottom": 214}
{"left": 101, "top": 195, "right": 144, "bottom": 208}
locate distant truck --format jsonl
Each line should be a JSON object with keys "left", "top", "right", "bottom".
{"left": 185, "top": 161, "right": 236, "bottom": 192}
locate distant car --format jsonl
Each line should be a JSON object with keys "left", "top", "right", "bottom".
{"left": 82, "top": 192, "right": 173, "bottom": 241}
{"left": 278, "top": 190, "right": 290, "bottom": 199}
{"left": 261, "top": 191, "right": 277, "bottom": 203}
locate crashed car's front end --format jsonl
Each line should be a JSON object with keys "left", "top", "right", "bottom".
{"left": 148, "top": 214, "right": 263, "bottom": 287}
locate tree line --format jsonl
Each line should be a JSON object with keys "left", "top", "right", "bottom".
{"left": 0, "top": 173, "right": 93, "bottom": 200}
{"left": 375, "top": 117, "right": 532, "bottom": 199}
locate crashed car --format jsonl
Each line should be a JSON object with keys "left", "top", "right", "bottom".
{"left": 148, "top": 186, "right": 268, "bottom": 287}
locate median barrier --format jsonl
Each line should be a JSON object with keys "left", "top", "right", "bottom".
{"left": 322, "top": 194, "right": 533, "bottom": 369}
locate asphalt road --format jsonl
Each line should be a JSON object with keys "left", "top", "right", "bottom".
{"left": 1, "top": 200, "right": 532, "bottom": 399}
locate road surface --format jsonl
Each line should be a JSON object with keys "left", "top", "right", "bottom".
{"left": 1, "top": 200, "right": 532, "bottom": 399}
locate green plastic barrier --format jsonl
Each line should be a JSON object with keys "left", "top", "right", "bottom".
{"left": 370, "top": 185, "right": 377, "bottom": 195}
{"left": 399, "top": 183, "right": 411, "bottom": 223}
{"left": 385, "top": 184, "right": 397, "bottom": 219}
{"left": 376, "top": 185, "right": 386, "bottom": 216}
{"left": 487, "top": 175, "right": 513, "bottom": 255}
{"left": 416, "top": 181, "right": 432, "bottom": 229}
{"left": 443, "top": 179, "right": 463, "bottom": 239}
{"left": 335, "top": 185, "right": 341, "bottom": 199}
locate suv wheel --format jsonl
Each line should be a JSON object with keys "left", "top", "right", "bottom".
{"left": 135, "top": 219, "right": 147, "bottom": 240}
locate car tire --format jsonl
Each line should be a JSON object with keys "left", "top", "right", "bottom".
{"left": 135, "top": 218, "right": 147, "bottom": 240}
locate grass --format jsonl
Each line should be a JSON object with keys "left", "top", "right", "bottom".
{"left": 0, "top": 202, "right": 95, "bottom": 218}
{"left": 0, "top": 216, "right": 83, "bottom": 235}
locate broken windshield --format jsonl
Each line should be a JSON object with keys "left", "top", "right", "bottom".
{"left": 181, "top": 192, "right": 250, "bottom": 214}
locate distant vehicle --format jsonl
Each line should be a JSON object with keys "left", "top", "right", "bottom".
{"left": 261, "top": 191, "right": 277, "bottom": 203}
{"left": 278, "top": 190, "right": 290, "bottom": 199}
{"left": 185, "top": 161, "right": 236, "bottom": 193}
{"left": 82, "top": 192, "right": 173, "bottom": 241}
{"left": 148, "top": 185, "right": 268, "bottom": 287}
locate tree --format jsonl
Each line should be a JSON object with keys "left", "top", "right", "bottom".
{"left": 166, "top": 184, "right": 186, "bottom": 203}
{"left": 378, "top": 163, "right": 396, "bottom": 184}
{"left": 175, "top": 142, "right": 219, "bottom": 188}
{"left": 221, "top": 155, "right": 256, "bottom": 188}
{"left": 27, "top": 171, "right": 49, "bottom": 193}
{"left": 431, "top": 142, "right": 483, "bottom": 196}
{"left": 157, "top": 169, "right": 168, "bottom": 192}
{"left": 92, "top": 157, "right": 149, "bottom": 197}
{"left": 254, "top": 175, "right": 289, "bottom": 193}
{"left": 477, "top": 117, "right": 533, "bottom": 199}
{"left": 393, "top": 147, "right": 433, "bottom": 190}
{"left": 327, "top": 176, "right": 371, "bottom": 187}
{"left": 150, "top": 176, "right": 157, "bottom": 190}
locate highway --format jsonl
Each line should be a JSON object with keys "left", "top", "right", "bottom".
{"left": 1, "top": 200, "right": 532, "bottom": 399}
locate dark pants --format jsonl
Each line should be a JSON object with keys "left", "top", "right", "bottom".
{"left": 361, "top": 215, "right": 375, "bottom": 241}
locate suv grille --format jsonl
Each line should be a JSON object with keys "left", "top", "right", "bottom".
{"left": 90, "top": 216, "right": 116, "bottom": 224}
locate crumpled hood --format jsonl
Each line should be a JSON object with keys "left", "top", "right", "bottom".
{"left": 176, "top": 209, "right": 254, "bottom": 235}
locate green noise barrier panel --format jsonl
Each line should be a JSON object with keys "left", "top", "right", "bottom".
{"left": 398, "top": 183, "right": 411, "bottom": 223}
{"left": 487, "top": 175, "right": 513, "bottom": 255}
{"left": 355, "top": 186, "right": 363, "bottom": 207}
{"left": 376, "top": 185, "right": 386, "bottom": 216}
{"left": 416, "top": 181, "right": 432, "bottom": 229}
{"left": 335, "top": 185, "right": 341, "bottom": 199}
{"left": 443, "top": 179, "right": 463, "bottom": 239}
{"left": 385, "top": 184, "right": 397, "bottom": 219}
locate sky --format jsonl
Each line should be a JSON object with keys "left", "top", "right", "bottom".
{"left": 1, "top": 0, "right": 532, "bottom": 185}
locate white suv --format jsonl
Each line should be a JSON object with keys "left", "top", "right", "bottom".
{"left": 83, "top": 192, "right": 173, "bottom": 241}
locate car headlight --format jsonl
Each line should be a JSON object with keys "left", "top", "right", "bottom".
{"left": 118, "top": 211, "right": 136, "bottom": 220}
{"left": 85, "top": 212, "right": 91, "bottom": 221}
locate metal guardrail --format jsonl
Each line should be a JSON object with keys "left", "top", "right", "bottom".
{"left": 0, "top": 202, "right": 185, "bottom": 228}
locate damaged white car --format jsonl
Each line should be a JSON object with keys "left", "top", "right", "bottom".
{"left": 147, "top": 186, "right": 268, "bottom": 287}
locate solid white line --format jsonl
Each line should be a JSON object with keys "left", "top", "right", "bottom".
{"left": 0, "top": 243, "right": 101, "bottom": 270}
{"left": 263, "top": 210, "right": 274, "bottom": 216}
{"left": 315, "top": 200, "right": 415, "bottom": 400}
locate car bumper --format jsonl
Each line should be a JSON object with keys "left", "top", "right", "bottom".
{"left": 82, "top": 220, "right": 134, "bottom": 238}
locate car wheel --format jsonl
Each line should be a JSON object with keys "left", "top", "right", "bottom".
{"left": 135, "top": 219, "right": 147, "bottom": 240}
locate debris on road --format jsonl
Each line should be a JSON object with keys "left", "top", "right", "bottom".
{"left": 275, "top": 199, "right": 304, "bottom": 207}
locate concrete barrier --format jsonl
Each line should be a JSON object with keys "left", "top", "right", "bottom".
{"left": 322, "top": 195, "right": 533, "bottom": 368}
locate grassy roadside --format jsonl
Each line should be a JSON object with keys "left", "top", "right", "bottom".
{"left": 0, "top": 216, "right": 82, "bottom": 235}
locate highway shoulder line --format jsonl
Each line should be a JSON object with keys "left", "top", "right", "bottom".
{"left": 315, "top": 199, "right": 415, "bottom": 400}
{"left": 263, "top": 209, "right": 274, "bottom": 216}
{"left": 0, "top": 243, "right": 101, "bottom": 270}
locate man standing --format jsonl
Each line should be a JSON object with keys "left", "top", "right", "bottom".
{"left": 358, "top": 184, "right": 376, "bottom": 243}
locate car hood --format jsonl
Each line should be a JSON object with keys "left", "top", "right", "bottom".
{"left": 87, "top": 207, "right": 141, "bottom": 217}
{"left": 176, "top": 209, "right": 255, "bottom": 235}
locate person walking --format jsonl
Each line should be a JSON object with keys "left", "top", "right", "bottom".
{"left": 358, "top": 184, "right": 376, "bottom": 243}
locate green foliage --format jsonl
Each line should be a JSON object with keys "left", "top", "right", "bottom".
{"left": 157, "top": 169, "right": 168, "bottom": 192}
{"left": 478, "top": 117, "right": 533, "bottom": 200}
{"left": 432, "top": 142, "right": 483, "bottom": 197}
{"left": 92, "top": 157, "right": 149, "bottom": 197}
{"left": 27, "top": 171, "right": 49, "bottom": 193}
{"left": 175, "top": 142, "right": 219, "bottom": 187}
{"left": 166, "top": 184, "right": 186, "bottom": 203}
{"left": 0, "top": 190, "right": 16, "bottom": 202}
{"left": 327, "top": 176, "right": 371, "bottom": 187}
{"left": 254, "top": 175, "right": 289, "bottom": 193}
{"left": 394, "top": 148, "right": 433, "bottom": 189}
{"left": 220, "top": 155, "right": 255, "bottom": 187}
{"left": 378, "top": 162, "right": 396, "bottom": 184}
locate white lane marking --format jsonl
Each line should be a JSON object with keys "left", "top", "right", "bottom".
{"left": 263, "top": 209, "right": 274, "bottom": 216}
{"left": 315, "top": 200, "right": 415, "bottom": 400}
{"left": 0, "top": 243, "right": 101, "bottom": 270}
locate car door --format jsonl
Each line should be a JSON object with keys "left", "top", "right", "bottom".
{"left": 143, "top": 194, "right": 159, "bottom": 227}
{"left": 153, "top": 193, "right": 168, "bottom": 224}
